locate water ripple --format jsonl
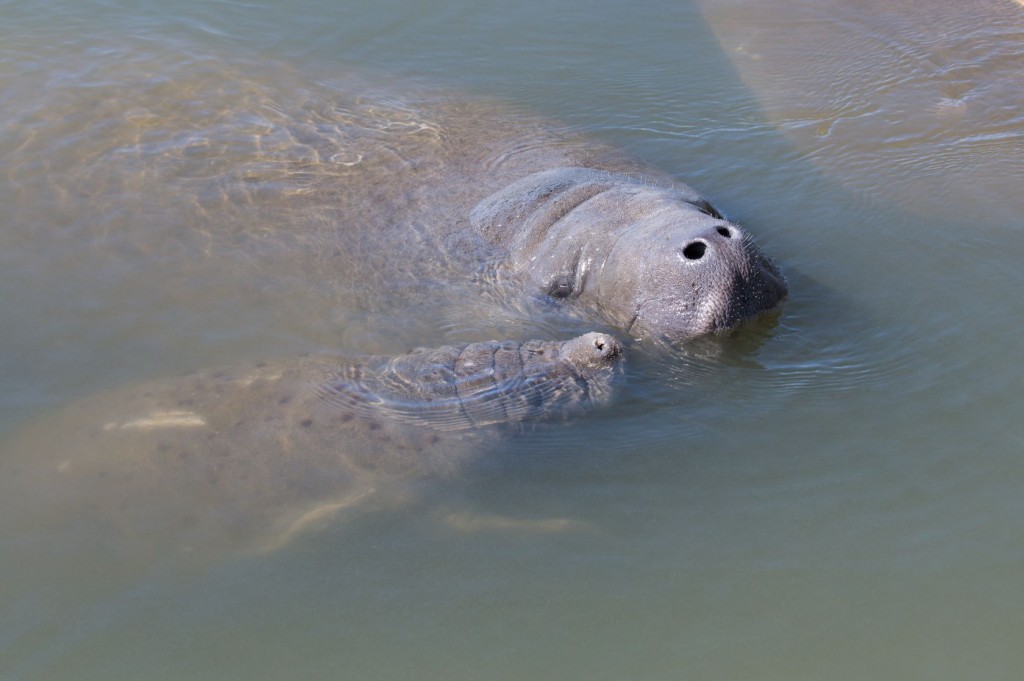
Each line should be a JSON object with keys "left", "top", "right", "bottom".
{"left": 701, "top": 0, "right": 1024, "bottom": 224}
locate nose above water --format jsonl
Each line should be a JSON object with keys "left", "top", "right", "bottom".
{"left": 680, "top": 223, "right": 740, "bottom": 261}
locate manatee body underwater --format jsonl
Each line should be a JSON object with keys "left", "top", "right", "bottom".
{"left": 0, "top": 49, "right": 786, "bottom": 560}
{"left": 1, "top": 334, "right": 622, "bottom": 560}
{"left": 2, "top": 51, "right": 786, "bottom": 347}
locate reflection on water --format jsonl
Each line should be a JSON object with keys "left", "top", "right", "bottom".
{"left": 2, "top": 0, "right": 1024, "bottom": 679}
{"left": 700, "top": 0, "right": 1024, "bottom": 223}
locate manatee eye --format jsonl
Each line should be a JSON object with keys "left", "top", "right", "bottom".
{"left": 545, "top": 274, "right": 574, "bottom": 298}
{"left": 692, "top": 199, "right": 723, "bottom": 219}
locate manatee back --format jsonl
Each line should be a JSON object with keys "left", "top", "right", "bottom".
{"left": 0, "top": 51, "right": 624, "bottom": 314}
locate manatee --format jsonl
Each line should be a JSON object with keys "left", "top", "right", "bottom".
{"left": 472, "top": 167, "right": 787, "bottom": 342}
{"left": 0, "top": 333, "right": 622, "bottom": 561}
{"left": 0, "top": 48, "right": 786, "bottom": 348}
{"left": 698, "top": 0, "right": 1024, "bottom": 222}
{"left": 0, "top": 45, "right": 783, "bottom": 567}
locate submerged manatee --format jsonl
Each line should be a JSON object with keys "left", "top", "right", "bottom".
{"left": 0, "top": 49, "right": 786, "bottom": 347}
{"left": 1, "top": 333, "right": 622, "bottom": 559}
{"left": 0, "top": 46, "right": 782, "bottom": 567}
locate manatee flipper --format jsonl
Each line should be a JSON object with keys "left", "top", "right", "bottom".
{"left": 256, "top": 485, "right": 379, "bottom": 554}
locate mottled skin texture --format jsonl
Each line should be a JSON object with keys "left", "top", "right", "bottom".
{"left": 0, "top": 52, "right": 786, "bottom": 345}
{"left": 1, "top": 334, "right": 621, "bottom": 558}
{"left": 472, "top": 168, "right": 787, "bottom": 343}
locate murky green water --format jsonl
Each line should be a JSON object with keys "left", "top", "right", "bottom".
{"left": 2, "top": 0, "right": 1023, "bottom": 679}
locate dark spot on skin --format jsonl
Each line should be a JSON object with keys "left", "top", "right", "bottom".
{"left": 300, "top": 418, "right": 313, "bottom": 428}
{"left": 255, "top": 361, "right": 267, "bottom": 368}
{"left": 338, "top": 413, "right": 354, "bottom": 423}
{"left": 367, "top": 420, "right": 382, "bottom": 431}
{"left": 278, "top": 395, "right": 292, "bottom": 405}
{"left": 178, "top": 398, "right": 195, "bottom": 407}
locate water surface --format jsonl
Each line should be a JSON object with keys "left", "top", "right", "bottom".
{"left": 2, "top": 1, "right": 1023, "bottom": 679}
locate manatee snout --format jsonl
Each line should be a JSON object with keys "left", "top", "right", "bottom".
{"left": 559, "top": 331, "right": 621, "bottom": 367}
{"left": 663, "top": 218, "right": 788, "bottom": 338}
{"left": 595, "top": 199, "right": 788, "bottom": 344}
{"left": 476, "top": 168, "right": 787, "bottom": 345}
{"left": 554, "top": 332, "right": 623, "bottom": 407}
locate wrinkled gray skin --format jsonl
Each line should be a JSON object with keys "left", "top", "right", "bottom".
{"left": 473, "top": 167, "right": 787, "bottom": 342}
{"left": 0, "top": 51, "right": 783, "bottom": 562}
{"left": 1, "top": 53, "right": 787, "bottom": 346}
{"left": 1, "top": 333, "right": 621, "bottom": 560}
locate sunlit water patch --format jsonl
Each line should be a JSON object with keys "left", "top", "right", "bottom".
{"left": 700, "top": 0, "right": 1024, "bottom": 224}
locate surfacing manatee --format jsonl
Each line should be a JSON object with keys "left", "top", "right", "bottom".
{"left": 0, "top": 45, "right": 784, "bottom": 567}
{"left": 0, "top": 333, "right": 622, "bottom": 561}
{"left": 0, "top": 48, "right": 786, "bottom": 348}
{"left": 472, "top": 167, "right": 787, "bottom": 342}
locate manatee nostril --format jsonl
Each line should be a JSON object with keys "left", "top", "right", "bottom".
{"left": 682, "top": 241, "right": 707, "bottom": 260}
{"left": 716, "top": 226, "right": 732, "bottom": 239}
{"left": 594, "top": 339, "right": 605, "bottom": 351}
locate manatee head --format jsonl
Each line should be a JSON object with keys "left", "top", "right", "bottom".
{"left": 472, "top": 168, "right": 788, "bottom": 344}
{"left": 586, "top": 190, "right": 788, "bottom": 343}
